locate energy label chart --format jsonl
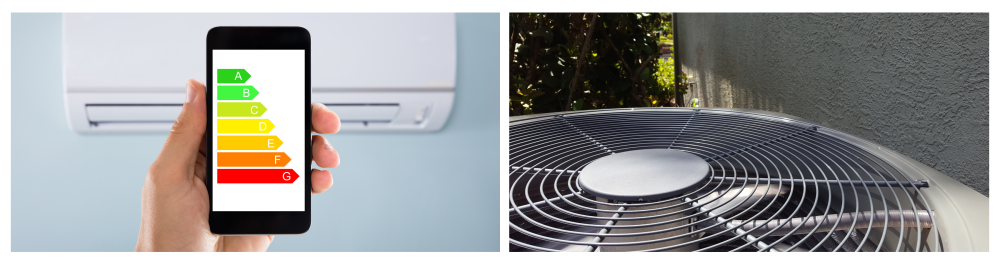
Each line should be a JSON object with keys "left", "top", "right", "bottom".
{"left": 215, "top": 68, "right": 298, "bottom": 184}
{"left": 212, "top": 49, "right": 305, "bottom": 212}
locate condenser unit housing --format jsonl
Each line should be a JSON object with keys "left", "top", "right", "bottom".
{"left": 509, "top": 108, "right": 987, "bottom": 252}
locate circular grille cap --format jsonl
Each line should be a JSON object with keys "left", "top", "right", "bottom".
{"left": 579, "top": 149, "right": 710, "bottom": 202}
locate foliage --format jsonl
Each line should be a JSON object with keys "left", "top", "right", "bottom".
{"left": 510, "top": 13, "right": 687, "bottom": 116}
{"left": 654, "top": 56, "right": 688, "bottom": 101}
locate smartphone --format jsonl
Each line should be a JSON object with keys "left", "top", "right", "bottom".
{"left": 206, "top": 27, "right": 311, "bottom": 234}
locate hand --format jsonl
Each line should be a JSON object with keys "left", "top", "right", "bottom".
{"left": 135, "top": 79, "right": 341, "bottom": 252}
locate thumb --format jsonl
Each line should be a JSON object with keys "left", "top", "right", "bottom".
{"left": 154, "top": 79, "right": 207, "bottom": 174}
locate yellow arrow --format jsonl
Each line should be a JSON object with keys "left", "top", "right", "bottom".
{"left": 218, "top": 119, "right": 275, "bottom": 133}
{"left": 217, "top": 135, "right": 283, "bottom": 150}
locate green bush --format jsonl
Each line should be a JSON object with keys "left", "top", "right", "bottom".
{"left": 510, "top": 13, "right": 686, "bottom": 116}
{"left": 655, "top": 56, "right": 687, "bottom": 103}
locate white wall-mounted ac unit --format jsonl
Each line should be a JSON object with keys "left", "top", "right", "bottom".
{"left": 64, "top": 13, "right": 455, "bottom": 133}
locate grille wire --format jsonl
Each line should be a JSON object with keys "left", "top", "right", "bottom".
{"left": 509, "top": 108, "right": 939, "bottom": 252}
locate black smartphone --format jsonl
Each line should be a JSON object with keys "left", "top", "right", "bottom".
{"left": 206, "top": 27, "right": 312, "bottom": 234}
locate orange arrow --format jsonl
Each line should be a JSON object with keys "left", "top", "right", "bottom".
{"left": 217, "top": 135, "right": 283, "bottom": 150}
{"left": 217, "top": 152, "right": 291, "bottom": 167}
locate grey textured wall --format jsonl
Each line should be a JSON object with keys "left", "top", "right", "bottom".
{"left": 677, "top": 13, "right": 988, "bottom": 195}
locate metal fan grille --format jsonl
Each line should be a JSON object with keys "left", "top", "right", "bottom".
{"left": 509, "top": 108, "right": 939, "bottom": 252}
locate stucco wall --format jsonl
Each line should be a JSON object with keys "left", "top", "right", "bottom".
{"left": 677, "top": 13, "right": 988, "bottom": 195}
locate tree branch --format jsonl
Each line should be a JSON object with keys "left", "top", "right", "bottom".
{"left": 631, "top": 54, "right": 659, "bottom": 81}
{"left": 565, "top": 13, "right": 599, "bottom": 111}
{"left": 601, "top": 25, "right": 633, "bottom": 77}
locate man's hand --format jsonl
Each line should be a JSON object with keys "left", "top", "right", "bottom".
{"left": 135, "top": 79, "right": 340, "bottom": 251}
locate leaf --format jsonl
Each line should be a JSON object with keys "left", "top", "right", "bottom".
{"left": 558, "top": 44, "right": 575, "bottom": 55}
{"left": 516, "top": 44, "right": 530, "bottom": 55}
{"left": 529, "top": 29, "right": 554, "bottom": 44}
{"left": 539, "top": 54, "right": 559, "bottom": 66}
{"left": 540, "top": 76, "right": 561, "bottom": 88}
{"left": 526, "top": 90, "right": 545, "bottom": 100}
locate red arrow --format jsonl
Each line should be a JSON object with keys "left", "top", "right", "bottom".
{"left": 217, "top": 169, "right": 300, "bottom": 184}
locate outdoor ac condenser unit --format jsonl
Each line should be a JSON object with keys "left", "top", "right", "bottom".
{"left": 64, "top": 13, "right": 455, "bottom": 133}
{"left": 509, "top": 108, "right": 988, "bottom": 252}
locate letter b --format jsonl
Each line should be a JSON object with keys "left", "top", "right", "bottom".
{"left": 243, "top": 88, "right": 250, "bottom": 97}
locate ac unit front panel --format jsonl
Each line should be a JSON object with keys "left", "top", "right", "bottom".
{"left": 65, "top": 91, "right": 186, "bottom": 133}
{"left": 66, "top": 90, "right": 453, "bottom": 133}
{"left": 63, "top": 13, "right": 455, "bottom": 91}
{"left": 312, "top": 91, "right": 453, "bottom": 132}
{"left": 63, "top": 13, "right": 456, "bottom": 133}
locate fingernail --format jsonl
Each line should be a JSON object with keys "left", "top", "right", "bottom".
{"left": 185, "top": 81, "right": 196, "bottom": 103}
{"left": 324, "top": 142, "right": 334, "bottom": 151}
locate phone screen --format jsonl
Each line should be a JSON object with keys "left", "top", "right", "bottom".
{"left": 211, "top": 49, "right": 306, "bottom": 212}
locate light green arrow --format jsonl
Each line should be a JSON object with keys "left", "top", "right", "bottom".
{"left": 217, "top": 69, "right": 251, "bottom": 84}
{"left": 218, "top": 102, "right": 267, "bottom": 117}
{"left": 217, "top": 85, "right": 259, "bottom": 100}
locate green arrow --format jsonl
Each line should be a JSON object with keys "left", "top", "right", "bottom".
{"left": 217, "top": 69, "right": 251, "bottom": 84}
{"left": 218, "top": 102, "right": 267, "bottom": 117}
{"left": 217, "top": 85, "right": 259, "bottom": 100}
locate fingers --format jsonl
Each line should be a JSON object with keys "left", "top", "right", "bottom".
{"left": 151, "top": 79, "right": 207, "bottom": 180}
{"left": 310, "top": 124, "right": 338, "bottom": 195}
{"left": 311, "top": 135, "right": 340, "bottom": 168}
{"left": 311, "top": 102, "right": 340, "bottom": 134}
{"left": 311, "top": 169, "right": 333, "bottom": 194}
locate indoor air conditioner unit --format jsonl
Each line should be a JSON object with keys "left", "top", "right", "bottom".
{"left": 509, "top": 108, "right": 988, "bottom": 252}
{"left": 64, "top": 13, "right": 455, "bottom": 133}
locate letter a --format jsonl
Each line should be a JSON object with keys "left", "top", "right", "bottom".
{"left": 235, "top": 71, "right": 242, "bottom": 80}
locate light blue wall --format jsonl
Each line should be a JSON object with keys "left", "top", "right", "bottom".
{"left": 12, "top": 13, "right": 504, "bottom": 252}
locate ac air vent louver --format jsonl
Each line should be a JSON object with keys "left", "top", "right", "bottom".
{"left": 509, "top": 108, "right": 987, "bottom": 252}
